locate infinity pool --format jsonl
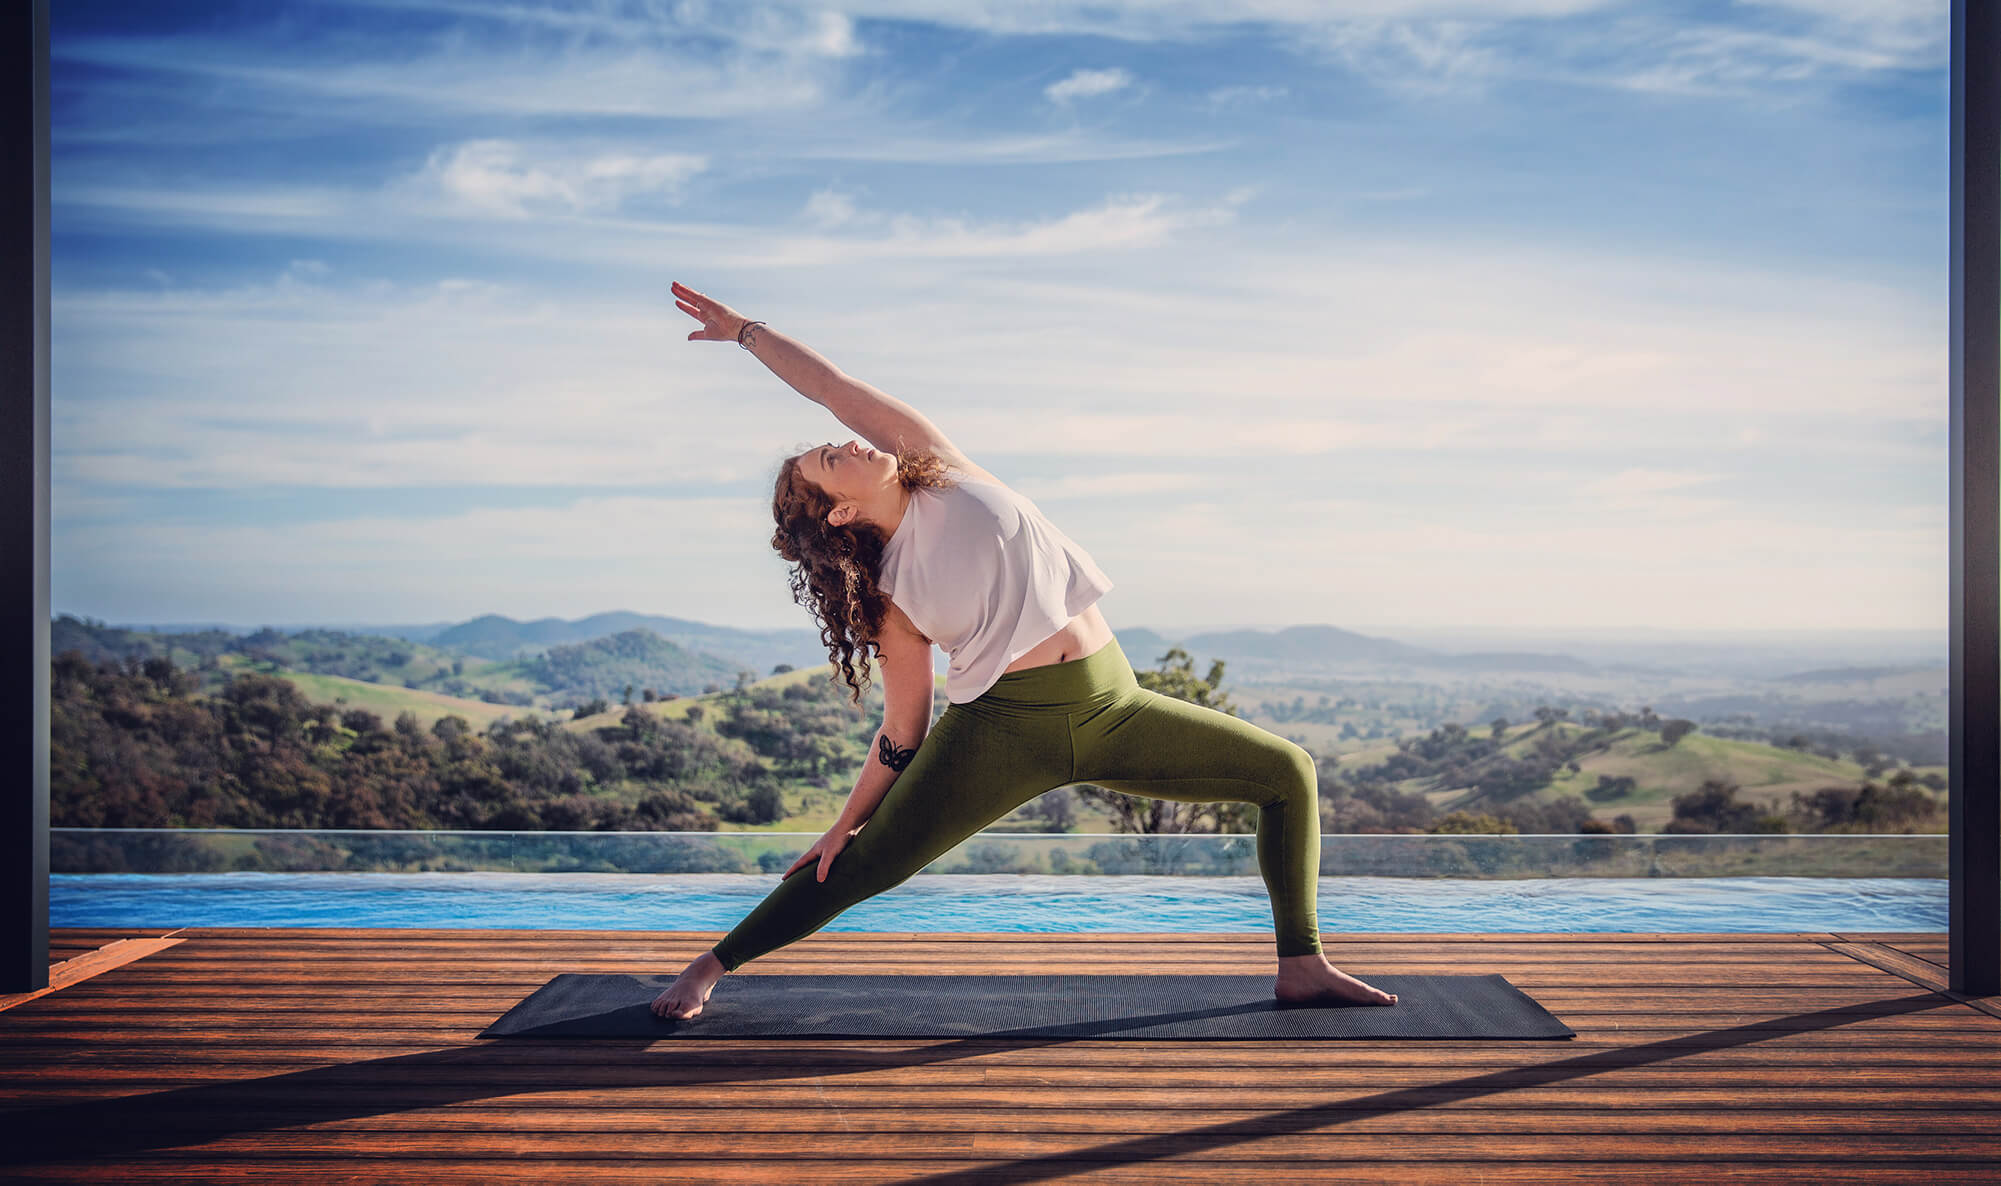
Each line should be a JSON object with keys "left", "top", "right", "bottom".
{"left": 51, "top": 873, "right": 1947, "bottom": 933}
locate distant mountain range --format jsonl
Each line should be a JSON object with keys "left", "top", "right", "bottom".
{"left": 83, "top": 609, "right": 1949, "bottom": 686}
{"left": 400, "top": 615, "right": 1620, "bottom": 678}
{"left": 75, "top": 608, "right": 1947, "bottom": 692}
{"left": 1116, "top": 624, "right": 1606, "bottom": 677}
{"left": 421, "top": 610, "right": 812, "bottom": 674}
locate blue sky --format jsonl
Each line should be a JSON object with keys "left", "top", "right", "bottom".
{"left": 48, "top": 0, "right": 1951, "bottom": 636}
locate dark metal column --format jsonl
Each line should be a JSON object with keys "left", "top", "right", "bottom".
{"left": 2, "top": 0, "right": 50, "bottom": 995}
{"left": 1951, "top": 0, "right": 2000, "bottom": 997}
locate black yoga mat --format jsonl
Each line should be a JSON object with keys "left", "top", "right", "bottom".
{"left": 481, "top": 973, "right": 1574, "bottom": 1040}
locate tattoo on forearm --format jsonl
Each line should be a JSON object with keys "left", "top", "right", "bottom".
{"left": 877, "top": 733, "right": 916, "bottom": 772}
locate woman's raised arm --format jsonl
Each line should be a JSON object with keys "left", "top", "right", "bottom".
{"left": 672, "top": 280, "right": 957, "bottom": 459}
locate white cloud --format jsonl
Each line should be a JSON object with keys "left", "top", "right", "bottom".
{"left": 791, "top": 130, "right": 1235, "bottom": 164}
{"left": 57, "top": 184, "right": 348, "bottom": 223}
{"left": 1044, "top": 67, "right": 1135, "bottom": 104}
{"left": 804, "top": 0, "right": 1943, "bottom": 87}
{"left": 53, "top": 19, "right": 841, "bottom": 121}
{"left": 391, "top": 140, "right": 708, "bottom": 218}
{"left": 784, "top": 1, "right": 1617, "bottom": 42}
{"left": 801, "top": 185, "right": 869, "bottom": 228}
{"left": 1736, "top": 0, "right": 1950, "bottom": 71}
{"left": 738, "top": 189, "right": 1249, "bottom": 266}
{"left": 1205, "top": 84, "right": 1289, "bottom": 108}
{"left": 347, "top": 0, "right": 866, "bottom": 59}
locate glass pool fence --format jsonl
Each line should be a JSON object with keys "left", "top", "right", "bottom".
{"left": 52, "top": 828, "right": 1947, "bottom": 880}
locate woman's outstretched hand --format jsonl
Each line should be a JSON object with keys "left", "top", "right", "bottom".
{"left": 671, "top": 280, "right": 749, "bottom": 343}
{"left": 784, "top": 823, "right": 861, "bottom": 883}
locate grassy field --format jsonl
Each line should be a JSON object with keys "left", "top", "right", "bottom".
{"left": 560, "top": 663, "right": 952, "bottom": 729}
{"left": 276, "top": 669, "right": 560, "bottom": 730}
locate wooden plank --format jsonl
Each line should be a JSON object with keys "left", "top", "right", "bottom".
{"left": 3, "top": 984, "right": 1968, "bottom": 1012}
{"left": 8, "top": 1005, "right": 1989, "bottom": 1032}
{"left": 3, "top": 1024, "right": 2000, "bottom": 1056}
{"left": 0, "top": 936, "right": 186, "bottom": 1013}
{"left": 1886, "top": 941, "right": 1952, "bottom": 971}
{"left": 0, "top": 1159, "right": 1994, "bottom": 1184}
{"left": 97, "top": 949, "right": 1905, "bottom": 969}
{"left": 46, "top": 945, "right": 1927, "bottom": 969}
{"left": 147, "top": 928, "right": 1876, "bottom": 941}
{"left": 3, "top": 1018, "right": 1992, "bottom": 1045}
{"left": 1822, "top": 941, "right": 2001, "bottom": 1021}
{"left": 93, "top": 933, "right": 1889, "bottom": 954}
{"left": 129, "top": 929, "right": 1873, "bottom": 945}
{"left": 6, "top": 1084, "right": 2000, "bottom": 1112}
{"left": 5, "top": 1103, "right": 2001, "bottom": 1136}
{"left": 4, "top": 1130, "right": 2001, "bottom": 1159}
{"left": 2, "top": 1063, "right": 1998, "bottom": 1091}
{"left": 42, "top": 929, "right": 183, "bottom": 943}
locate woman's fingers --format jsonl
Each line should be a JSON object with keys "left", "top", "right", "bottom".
{"left": 673, "top": 288, "right": 738, "bottom": 344}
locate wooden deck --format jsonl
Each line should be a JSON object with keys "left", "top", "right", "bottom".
{"left": 2, "top": 927, "right": 1998, "bottom": 1182}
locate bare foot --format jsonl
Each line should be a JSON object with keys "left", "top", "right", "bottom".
{"left": 651, "top": 950, "right": 726, "bottom": 1020}
{"left": 1274, "top": 953, "right": 1398, "bottom": 1006}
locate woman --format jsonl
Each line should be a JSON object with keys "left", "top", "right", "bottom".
{"left": 650, "top": 281, "right": 1398, "bottom": 1020}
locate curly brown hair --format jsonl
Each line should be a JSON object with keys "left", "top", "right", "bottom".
{"left": 771, "top": 443, "right": 960, "bottom": 704}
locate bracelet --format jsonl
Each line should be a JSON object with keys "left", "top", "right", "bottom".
{"left": 737, "top": 320, "right": 767, "bottom": 350}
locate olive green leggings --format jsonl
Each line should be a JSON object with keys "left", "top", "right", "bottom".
{"left": 709, "top": 635, "right": 1325, "bottom": 971}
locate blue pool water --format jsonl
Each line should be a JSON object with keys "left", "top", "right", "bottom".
{"left": 50, "top": 873, "right": 1947, "bottom": 933}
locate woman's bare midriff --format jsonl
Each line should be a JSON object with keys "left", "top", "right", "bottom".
{"left": 1001, "top": 602, "right": 1115, "bottom": 674}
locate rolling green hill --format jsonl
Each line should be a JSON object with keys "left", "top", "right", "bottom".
{"left": 1334, "top": 720, "right": 1943, "bottom": 832}
{"left": 274, "top": 668, "right": 559, "bottom": 732}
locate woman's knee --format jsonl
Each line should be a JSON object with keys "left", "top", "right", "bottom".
{"left": 1274, "top": 739, "right": 1319, "bottom": 810}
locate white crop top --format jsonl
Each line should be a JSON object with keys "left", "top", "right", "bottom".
{"left": 876, "top": 467, "right": 1115, "bottom": 704}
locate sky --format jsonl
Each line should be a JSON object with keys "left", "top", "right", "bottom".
{"left": 47, "top": 0, "right": 1954, "bottom": 638}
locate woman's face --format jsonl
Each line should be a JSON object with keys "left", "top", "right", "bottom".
{"left": 800, "top": 438, "right": 894, "bottom": 504}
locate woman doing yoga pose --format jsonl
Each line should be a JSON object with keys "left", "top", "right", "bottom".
{"left": 651, "top": 281, "right": 1398, "bottom": 1020}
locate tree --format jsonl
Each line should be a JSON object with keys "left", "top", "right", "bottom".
{"left": 1660, "top": 719, "right": 1697, "bottom": 746}
{"left": 1021, "top": 787, "right": 1079, "bottom": 831}
{"left": 1429, "top": 810, "right": 1516, "bottom": 835}
{"left": 1138, "top": 646, "right": 1235, "bottom": 710}
{"left": 1664, "top": 778, "right": 1787, "bottom": 834}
